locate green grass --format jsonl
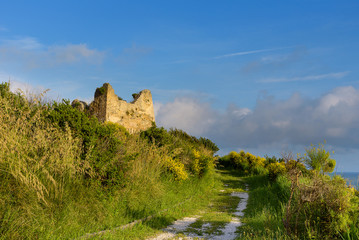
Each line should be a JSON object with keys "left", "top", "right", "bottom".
{"left": 83, "top": 171, "right": 221, "bottom": 239}
{"left": 236, "top": 174, "right": 291, "bottom": 240}
{"left": 96, "top": 169, "right": 247, "bottom": 239}
{"left": 169, "top": 170, "right": 247, "bottom": 238}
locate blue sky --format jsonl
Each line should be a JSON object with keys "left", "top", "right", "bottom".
{"left": 1, "top": 1, "right": 359, "bottom": 171}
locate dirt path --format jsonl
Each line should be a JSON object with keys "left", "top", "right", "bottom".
{"left": 147, "top": 172, "right": 248, "bottom": 240}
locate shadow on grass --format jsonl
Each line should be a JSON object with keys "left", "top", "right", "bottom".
{"left": 185, "top": 219, "right": 230, "bottom": 236}
{"left": 216, "top": 169, "right": 246, "bottom": 188}
{"left": 144, "top": 215, "right": 177, "bottom": 230}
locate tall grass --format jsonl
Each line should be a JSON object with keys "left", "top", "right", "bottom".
{"left": 0, "top": 82, "right": 219, "bottom": 239}
{"left": 0, "top": 83, "right": 87, "bottom": 238}
{"left": 237, "top": 175, "right": 291, "bottom": 239}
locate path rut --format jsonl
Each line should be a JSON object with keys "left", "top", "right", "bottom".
{"left": 147, "top": 184, "right": 249, "bottom": 240}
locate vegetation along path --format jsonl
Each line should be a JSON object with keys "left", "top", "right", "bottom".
{"left": 147, "top": 170, "right": 248, "bottom": 240}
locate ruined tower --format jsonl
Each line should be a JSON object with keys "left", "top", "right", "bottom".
{"left": 88, "top": 83, "right": 155, "bottom": 133}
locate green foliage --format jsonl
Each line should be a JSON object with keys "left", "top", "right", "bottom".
{"left": 219, "top": 143, "right": 359, "bottom": 239}
{"left": 140, "top": 124, "right": 173, "bottom": 147}
{"left": 284, "top": 174, "right": 358, "bottom": 239}
{"left": 304, "top": 142, "right": 336, "bottom": 174}
{"left": 45, "top": 99, "right": 129, "bottom": 186}
{"left": 191, "top": 150, "right": 215, "bottom": 176}
{"left": 267, "top": 162, "right": 286, "bottom": 181}
{"left": 164, "top": 156, "right": 188, "bottom": 181}
{"left": 140, "top": 125, "right": 218, "bottom": 178}
{"left": 0, "top": 82, "right": 220, "bottom": 239}
{"left": 264, "top": 155, "right": 284, "bottom": 167}
{"left": 218, "top": 151, "right": 267, "bottom": 176}
{"left": 239, "top": 174, "right": 291, "bottom": 239}
{"left": 132, "top": 92, "right": 139, "bottom": 100}
{"left": 95, "top": 85, "right": 106, "bottom": 96}
{"left": 141, "top": 126, "right": 218, "bottom": 153}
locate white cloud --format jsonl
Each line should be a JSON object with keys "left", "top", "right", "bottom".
{"left": 0, "top": 37, "right": 105, "bottom": 68}
{"left": 316, "top": 86, "right": 359, "bottom": 113}
{"left": 155, "top": 86, "right": 359, "bottom": 151}
{"left": 155, "top": 97, "right": 216, "bottom": 136}
{"left": 153, "top": 102, "right": 164, "bottom": 117}
{"left": 259, "top": 71, "right": 350, "bottom": 83}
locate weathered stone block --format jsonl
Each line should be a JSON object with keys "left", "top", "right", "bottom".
{"left": 88, "top": 83, "right": 155, "bottom": 133}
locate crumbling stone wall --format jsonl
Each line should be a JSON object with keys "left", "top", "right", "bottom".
{"left": 76, "top": 83, "right": 155, "bottom": 133}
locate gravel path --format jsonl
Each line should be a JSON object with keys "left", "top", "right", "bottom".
{"left": 147, "top": 185, "right": 249, "bottom": 240}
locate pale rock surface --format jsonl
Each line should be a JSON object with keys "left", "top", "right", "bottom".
{"left": 78, "top": 83, "right": 155, "bottom": 133}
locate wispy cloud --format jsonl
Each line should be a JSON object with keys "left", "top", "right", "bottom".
{"left": 48, "top": 44, "right": 104, "bottom": 64}
{"left": 116, "top": 43, "right": 152, "bottom": 64}
{"left": 0, "top": 26, "right": 7, "bottom": 31}
{"left": 259, "top": 71, "right": 350, "bottom": 83}
{"left": 0, "top": 37, "right": 106, "bottom": 68}
{"left": 1, "top": 37, "right": 43, "bottom": 50}
{"left": 241, "top": 46, "right": 307, "bottom": 73}
{"left": 211, "top": 46, "right": 294, "bottom": 60}
{"left": 170, "top": 46, "right": 294, "bottom": 64}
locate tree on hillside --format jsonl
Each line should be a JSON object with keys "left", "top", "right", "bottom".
{"left": 304, "top": 142, "right": 336, "bottom": 174}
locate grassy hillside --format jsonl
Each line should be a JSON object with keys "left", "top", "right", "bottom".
{"left": 0, "top": 82, "right": 219, "bottom": 239}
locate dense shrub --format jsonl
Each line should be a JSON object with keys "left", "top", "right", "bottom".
{"left": 284, "top": 174, "right": 358, "bottom": 239}
{"left": 282, "top": 143, "right": 359, "bottom": 239}
{"left": 267, "top": 162, "right": 286, "bottom": 181}
{"left": 218, "top": 151, "right": 267, "bottom": 176}
{"left": 191, "top": 150, "right": 215, "bottom": 176}
{"left": 45, "top": 100, "right": 130, "bottom": 185}
{"left": 304, "top": 142, "right": 336, "bottom": 174}
{"left": 164, "top": 156, "right": 188, "bottom": 181}
{"left": 140, "top": 125, "right": 218, "bottom": 178}
{"left": 141, "top": 125, "right": 219, "bottom": 154}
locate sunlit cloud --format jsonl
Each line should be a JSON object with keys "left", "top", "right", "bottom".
{"left": 156, "top": 86, "right": 359, "bottom": 150}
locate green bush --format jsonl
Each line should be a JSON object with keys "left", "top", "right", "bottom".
{"left": 218, "top": 151, "right": 267, "bottom": 176}
{"left": 284, "top": 174, "right": 358, "bottom": 239}
{"left": 45, "top": 100, "right": 129, "bottom": 186}
{"left": 267, "top": 162, "right": 286, "bottom": 181}
{"left": 282, "top": 144, "right": 359, "bottom": 239}
{"left": 304, "top": 142, "right": 336, "bottom": 174}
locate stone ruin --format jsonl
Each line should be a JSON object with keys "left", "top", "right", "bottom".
{"left": 72, "top": 83, "right": 155, "bottom": 133}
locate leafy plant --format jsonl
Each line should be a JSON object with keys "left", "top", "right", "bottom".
{"left": 304, "top": 142, "right": 336, "bottom": 174}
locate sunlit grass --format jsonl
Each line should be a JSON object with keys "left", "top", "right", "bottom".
{"left": 236, "top": 174, "right": 291, "bottom": 240}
